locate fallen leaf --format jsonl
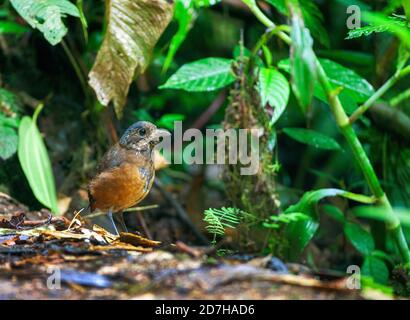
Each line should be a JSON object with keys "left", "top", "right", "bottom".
{"left": 91, "top": 243, "right": 153, "bottom": 252}
{"left": 120, "top": 232, "right": 161, "bottom": 247}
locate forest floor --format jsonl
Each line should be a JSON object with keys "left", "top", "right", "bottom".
{"left": 0, "top": 193, "right": 388, "bottom": 300}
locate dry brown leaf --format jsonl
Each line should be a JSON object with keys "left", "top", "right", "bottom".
{"left": 88, "top": 0, "right": 174, "bottom": 117}
{"left": 119, "top": 232, "right": 161, "bottom": 248}
{"left": 91, "top": 243, "right": 153, "bottom": 252}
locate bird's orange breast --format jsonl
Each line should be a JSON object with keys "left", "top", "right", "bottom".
{"left": 88, "top": 162, "right": 154, "bottom": 212}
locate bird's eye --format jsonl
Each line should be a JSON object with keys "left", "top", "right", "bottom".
{"left": 138, "top": 128, "right": 146, "bottom": 136}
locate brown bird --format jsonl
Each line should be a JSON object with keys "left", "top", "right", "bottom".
{"left": 87, "top": 121, "right": 170, "bottom": 234}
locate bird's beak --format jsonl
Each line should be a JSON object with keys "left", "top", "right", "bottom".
{"left": 151, "top": 128, "right": 171, "bottom": 143}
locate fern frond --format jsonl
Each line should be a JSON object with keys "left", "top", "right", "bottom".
{"left": 263, "top": 212, "right": 310, "bottom": 229}
{"left": 346, "top": 16, "right": 407, "bottom": 40}
{"left": 203, "top": 207, "right": 246, "bottom": 243}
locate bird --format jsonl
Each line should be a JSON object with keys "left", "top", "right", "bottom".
{"left": 87, "top": 121, "right": 170, "bottom": 235}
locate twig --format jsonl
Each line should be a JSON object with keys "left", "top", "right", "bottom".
{"left": 137, "top": 212, "right": 152, "bottom": 239}
{"left": 67, "top": 207, "right": 85, "bottom": 230}
{"left": 153, "top": 179, "right": 209, "bottom": 244}
{"left": 349, "top": 66, "right": 410, "bottom": 124}
{"left": 370, "top": 102, "right": 410, "bottom": 143}
{"left": 175, "top": 241, "right": 202, "bottom": 258}
{"left": 61, "top": 39, "right": 89, "bottom": 100}
{"left": 191, "top": 91, "right": 226, "bottom": 130}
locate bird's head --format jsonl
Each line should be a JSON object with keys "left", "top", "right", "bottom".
{"left": 119, "top": 121, "right": 170, "bottom": 152}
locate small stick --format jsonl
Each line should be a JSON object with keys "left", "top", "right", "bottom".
{"left": 137, "top": 212, "right": 152, "bottom": 239}
{"left": 154, "top": 179, "right": 208, "bottom": 244}
{"left": 175, "top": 241, "right": 202, "bottom": 258}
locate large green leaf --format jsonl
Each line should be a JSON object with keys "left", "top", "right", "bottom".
{"left": 18, "top": 108, "right": 59, "bottom": 214}
{"left": 0, "top": 126, "right": 18, "bottom": 160}
{"left": 322, "top": 204, "right": 346, "bottom": 223}
{"left": 362, "top": 255, "right": 389, "bottom": 285}
{"left": 279, "top": 58, "right": 374, "bottom": 103}
{"left": 258, "top": 67, "right": 290, "bottom": 125}
{"left": 283, "top": 188, "right": 375, "bottom": 261}
{"left": 88, "top": 0, "right": 174, "bottom": 117}
{"left": 283, "top": 127, "right": 341, "bottom": 150}
{"left": 284, "top": 217, "right": 319, "bottom": 261}
{"left": 289, "top": 8, "right": 317, "bottom": 112}
{"left": 344, "top": 222, "right": 375, "bottom": 255}
{"left": 160, "top": 58, "right": 235, "bottom": 92}
{"left": 284, "top": 188, "right": 375, "bottom": 219}
{"left": 318, "top": 58, "right": 375, "bottom": 102}
{"left": 10, "top": 0, "right": 80, "bottom": 45}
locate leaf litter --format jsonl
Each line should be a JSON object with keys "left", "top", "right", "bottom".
{"left": 0, "top": 195, "right": 386, "bottom": 299}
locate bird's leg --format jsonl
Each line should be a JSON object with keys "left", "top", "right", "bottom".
{"left": 107, "top": 209, "right": 119, "bottom": 235}
{"left": 116, "top": 211, "right": 128, "bottom": 233}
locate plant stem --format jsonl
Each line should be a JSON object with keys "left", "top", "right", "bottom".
{"left": 243, "top": 0, "right": 291, "bottom": 45}
{"left": 243, "top": 0, "right": 410, "bottom": 262}
{"left": 61, "top": 39, "right": 89, "bottom": 99}
{"left": 349, "top": 65, "right": 410, "bottom": 123}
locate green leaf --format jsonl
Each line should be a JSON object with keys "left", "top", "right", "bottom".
{"left": 156, "top": 113, "right": 185, "bottom": 130}
{"left": 344, "top": 222, "right": 375, "bottom": 255}
{"left": 362, "top": 256, "right": 389, "bottom": 284}
{"left": 285, "top": 188, "right": 375, "bottom": 219}
{"left": 266, "top": 0, "right": 288, "bottom": 15}
{"left": 0, "top": 88, "right": 23, "bottom": 116}
{"left": 266, "top": 0, "right": 329, "bottom": 47}
{"left": 322, "top": 204, "right": 345, "bottom": 223}
{"left": 0, "top": 21, "right": 28, "bottom": 34}
{"left": 289, "top": 9, "right": 317, "bottom": 112}
{"left": 18, "top": 109, "right": 59, "bottom": 214}
{"left": 279, "top": 58, "right": 374, "bottom": 103}
{"left": 0, "top": 113, "right": 20, "bottom": 129}
{"left": 283, "top": 127, "right": 341, "bottom": 150}
{"left": 0, "top": 126, "right": 18, "bottom": 160}
{"left": 203, "top": 207, "right": 250, "bottom": 244}
{"left": 353, "top": 206, "right": 410, "bottom": 228}
{"left": 76, "top": 0, "right": 88, "bottom": 42}
{"left": 263, "top": 212, "right": 310, "bottom": 229}
{"left": 258, "top": 68, "right": 289, "bottom": 125}
{"left": 284, "top": 217, "right": 319, "bottom": 261}
{"left": 88, "top": 0, "right": 174, "bottom": 117}
{"left": 299, "top": 0, "right": 329, "bottom": 48}
{"left": 283, "top": 188, "right": 376, "bottom": 260}
{"left": 163, "top": 0, "right": 196, "bottom": 73}
{"left": 160, "top": 58, "right": 235, "bottom": 92}
{"left": 347, "top": 14, "right": 410, "bottom": 47}
{"left": 346, "top": 17, "right": 407, "bottom": 39}
{"left": 194, "top": 0, "right": 222, "bottom": 7}
{"left": 10, "top": 0, "right": 80, "bottom": 45}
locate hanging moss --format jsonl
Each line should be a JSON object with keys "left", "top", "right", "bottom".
{"left": 222, "top": 58, "right": 281, "bottom": 252}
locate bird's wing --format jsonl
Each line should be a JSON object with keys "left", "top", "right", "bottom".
{"left": 95, "top": 143, "right": 128, "bottom": 173}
